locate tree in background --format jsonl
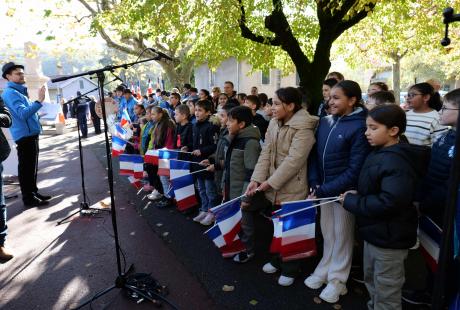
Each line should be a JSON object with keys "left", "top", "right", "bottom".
{"left": 335, "top": 0, "right": 451, "bottom": 103}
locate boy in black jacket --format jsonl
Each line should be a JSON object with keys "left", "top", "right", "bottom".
{"left": 174, "top": 104, "right": 193, "bottom": 152}
{"left": 191, "top": 100, "right": 219, "bottom": 226}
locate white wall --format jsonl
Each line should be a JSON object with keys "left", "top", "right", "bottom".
{"left": 194, "top": 58, "right": 300, "bottom": 98}
{"left": 61, "top": 78, "right": 99, "bottom": 101}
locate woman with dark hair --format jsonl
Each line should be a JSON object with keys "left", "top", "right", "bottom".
{"left": 306, "top": 80, "right": 371, "bottom": 303}
{"left": 245, "top": 87, "right": 318, "bottom": 287}
{"left": 405, "top": 82, "right": 447, "bottom": 146}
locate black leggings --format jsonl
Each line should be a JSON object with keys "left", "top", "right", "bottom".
{"left": 144, "top": 164, "right": 163, "bottom": 194}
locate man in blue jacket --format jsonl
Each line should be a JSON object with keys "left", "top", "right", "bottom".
{"left": 1, "top": 62, "right": 51, "bottom": 207}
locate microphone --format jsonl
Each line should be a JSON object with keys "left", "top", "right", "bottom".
{"left": 441, "top": 24, "right": 451, "bottom": 46}
{"left": 147, "top": 48, "right": 174, "bottom": 61}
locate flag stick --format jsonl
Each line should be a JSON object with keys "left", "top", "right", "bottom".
{"left": 278, "top": 198, "right": 342, "bottom": 218}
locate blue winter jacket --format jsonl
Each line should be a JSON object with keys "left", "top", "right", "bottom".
{"left": 1, "top": 82, "right": 42, "bottom": 142}
{"left": 117, "top": 96, "right": 137, "bottom": 121}
{"left": 308, "top": 107, "right": 371, "bottom": 198}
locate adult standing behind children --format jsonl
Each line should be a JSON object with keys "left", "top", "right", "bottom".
{"left": 305, "top": 80, "right": 371, "bottom": 303}
{"left": 245, "top": 87, "right": 318, "bottom": 286}
{"left": 1, "top": 62, "right": 52, "bottom": 207}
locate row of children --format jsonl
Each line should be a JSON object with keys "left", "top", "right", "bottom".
{"left": 114, "top": 76, "right": 458, "bottom": 308}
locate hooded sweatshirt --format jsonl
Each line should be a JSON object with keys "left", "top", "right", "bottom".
{"left": 251, "top": 109, "right": 318, "bottom": 204}
{"left": 343, "top": 143, "right": 430, "bottom": 249}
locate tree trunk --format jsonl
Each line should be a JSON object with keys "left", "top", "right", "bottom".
{"left": 159, "top": 60, "right": 194, "bottom": 90}
{"left": 392, "top": 55, "right": 401, "bottom": 105}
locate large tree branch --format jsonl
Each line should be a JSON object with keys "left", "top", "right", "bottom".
{"left": 335, "top": 4, "right": 375, "bottom": 38}
{"left": 78, "top": 0, "right": 97, "bottom": 15}
{"left": 237, "top": 0, "right": 280, "bottom": 46}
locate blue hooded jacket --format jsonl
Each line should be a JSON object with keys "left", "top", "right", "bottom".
{"left": 1, "top": 81, "right": 42, "bottom": 142}
{"left": 308, "top": 107, "right": 371, "bottom": 198}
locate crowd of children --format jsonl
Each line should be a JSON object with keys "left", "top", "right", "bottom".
{"left": 110, "top": 74, "right": 458, "bottom": 309}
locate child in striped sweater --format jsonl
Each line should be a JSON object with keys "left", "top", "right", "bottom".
{"left": 404, "top": 82, "right": 447, "bottom": 146}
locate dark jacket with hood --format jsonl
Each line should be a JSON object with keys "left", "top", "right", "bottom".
{"left": 309, "top": 107, "right": 371, "bottom": 198}
{"left": 343, "top": 143, "right": 430, "bottom": 249}
{"left": 224, "top": 125, "right": 261, "bottom": 201}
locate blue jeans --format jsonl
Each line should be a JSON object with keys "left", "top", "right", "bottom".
{"left": 196, "top": 176, "right": 218, "bottom": 212}
{"left": 0, "top": 163, "right": 6, "bottom": 246}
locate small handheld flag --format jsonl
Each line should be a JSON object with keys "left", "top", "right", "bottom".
{"left": 112, "top": 136, "right": 127, "bottom": 157}
{"left": 419, "top": 216, "right": 442, "bottom": 272}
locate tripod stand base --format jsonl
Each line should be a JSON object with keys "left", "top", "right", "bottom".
{"left": 56, "top": 202, "right": 111, "bottom": 225}
{"left": 72, "top": 272, "right": 171, "bottom": 310}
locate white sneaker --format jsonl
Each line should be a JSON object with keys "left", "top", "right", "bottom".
{"left": 200, "top": 213, "right": 215, "bottom": 226}
{"left": 193, "top": 211, "right": 207, "bottom": 222}
{"left": 147, "top": 190, "right": 162, "bottom": 201}
{"left": 304, "top": 274, "right": 325, "bottom": 289}
{"left": 278, "top": 275, "right": 295, "bottom": 287}
{"left": 262, "top": 262, "right": 278, "bottom": 274}
{"left": 319, "top": 280, "right": 347, "bottom": 303}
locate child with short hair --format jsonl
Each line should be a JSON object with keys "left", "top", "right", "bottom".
{"left": 174, "top": 104, "right": 193, "bottom": 152}
{"left": 224, "top": 106, "right": 261, "bottom": 263}
{"left": 343, "top": 104, "right": 430, "bottom": 310}
{"left": 365, "top": 91, "right": 396, "bottom": 110}
{"left": 201, "top": 104, "right": 237, "bottom": 197}
{"left": 191, "top": 100, "right": 219, "bottom": 225}
{"left": 244, "top": 95, "right": 268, "bottom": 141}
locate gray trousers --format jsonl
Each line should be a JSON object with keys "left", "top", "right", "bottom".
{"left": 364, "top": 241, "right": 408, "bottom": 310}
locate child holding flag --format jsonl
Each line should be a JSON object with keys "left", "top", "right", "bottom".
{"left": 146, "top": 107, "right": 175, "bottom": 205}
{"left": 191, "top": 100, "right": 219, "bottom": 226}
{"left": 245, "top": 87, "right": 317, "bottom": 286}
{"left": 305, "top": 80, "right": 370, "bottom": 303}
{"left": 342, "top": 104, "right": 430, "bottom": 310}
{"left": 222, "top": 106, "right": 261, "bottom": 263}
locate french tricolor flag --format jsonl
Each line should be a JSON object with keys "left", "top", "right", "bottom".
{"left": 158, "top": 149, "right": 179, "bottom": 176}
{"left": 170, "top": 160, "right": 197, "bottom": 211}
{"left": 128, "top": 176, "right": 142, "bottom": 190}
{"left": 119, "top": 154, "right": 144, "bottom": 178}
{"left": 211, "top": 199, "right": 242, "bottom": 245}
{"left": 144, "top": 149, "right": 159, "bottom": 165}
{"left": 419, "top": 216, "right": 441, "bottom": 272}
{"left": 270, "top": 200, "right": 312, "bottom": 254}
{"left": 278, "top": 200, "right": 317, "bottom": 261}
{"left": 112, "top": 136, "right": 127, "bottom": 157}
{"left": 204, "top": 224, "right": 246, "bottom": 258}
{"left": 120, "top": 109, "right": 131, "bottom": 128}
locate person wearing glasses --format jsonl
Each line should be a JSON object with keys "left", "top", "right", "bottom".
{"left": 1, "top": 62, "right": 52, "bottom": 207}
{"left": 404, "top": 82, "right": 447, "bottom": 146}
{"left": 403, "top": 88, "right": 459, "bottom": 307}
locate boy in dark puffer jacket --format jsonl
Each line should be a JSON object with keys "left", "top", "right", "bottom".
{"left": 343, "top": 105, "right": 430, "bottom": 310}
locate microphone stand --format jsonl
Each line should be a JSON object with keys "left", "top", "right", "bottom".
{"left": 52, "top": 57, "right": 177, "bottom": 309}
{"left": 432, "top": 8, "right": 460, "bottom": 310}
{"left": 56, "top": 79, "right": 117, "bottom": 226}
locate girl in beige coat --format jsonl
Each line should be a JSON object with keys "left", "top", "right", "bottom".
{"left": 245, "top": 87, "right": 318, "bottom": 286}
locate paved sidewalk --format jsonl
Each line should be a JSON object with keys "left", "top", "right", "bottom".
{"left": 0, "top": 130, "right": 216, "bottom": 310}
